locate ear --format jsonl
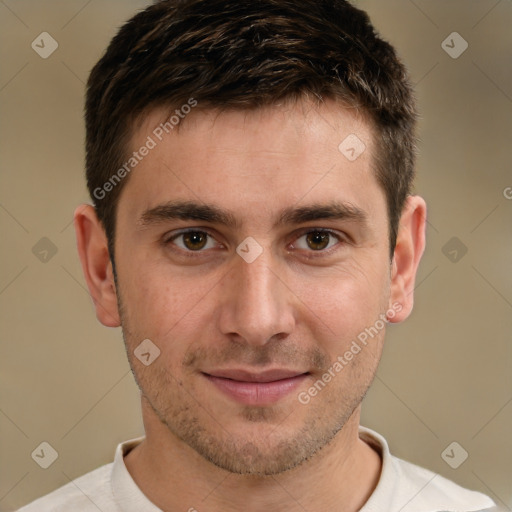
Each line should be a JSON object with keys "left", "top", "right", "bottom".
{"left": 74, "top": 204, "right": 121, "bottom": 327}
{"left": 388, "top": 195, "right": 427, "bottom": 323}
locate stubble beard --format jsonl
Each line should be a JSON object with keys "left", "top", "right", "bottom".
{"left": 116, "top": 281, "right": 379, "bottom": 476}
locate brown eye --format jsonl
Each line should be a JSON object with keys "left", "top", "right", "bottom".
{"left": 182, "top": 231, "right": 208, "bottom": 250}
{"left": 305, "top": 231, "right": 331, "bottom": 251}
{"left": 292, "top": 229, "right": 343, "bottom": 255}
{"left": 166, "top": 230, "right": 217, "bottom": 252}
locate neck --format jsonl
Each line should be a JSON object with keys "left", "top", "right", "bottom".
{"left": 124, "top": 399, "right": 381, "bottom": 512}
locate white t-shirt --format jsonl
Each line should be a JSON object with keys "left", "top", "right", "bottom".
{"left": 17, "top": 426, "right": 497, "bottom": 511}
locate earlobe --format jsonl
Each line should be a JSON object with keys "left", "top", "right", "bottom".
{"left": 388, "top": 195, "right": 427, "bottom": 323}
{"left": 74, "top": 204, "right": 121, "bottom": 327}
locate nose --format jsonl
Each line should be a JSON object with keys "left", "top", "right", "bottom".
{"left": 216, "top": 246, "right": 296, "bottom": 346}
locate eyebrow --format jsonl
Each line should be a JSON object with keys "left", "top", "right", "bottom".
{"left": 138, "top": 200, "right": 368, "bottom": 230}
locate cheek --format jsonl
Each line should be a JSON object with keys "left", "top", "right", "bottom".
{"left": 294, "top": 258, "right": 390, "bottom": 323}
{"left": 117, "top": 260, "right": 220, "bottom": 356}
{"left": 292, "top": 265, "right": 390, "bottom": 372}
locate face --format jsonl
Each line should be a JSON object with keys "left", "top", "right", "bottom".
{"left": 110, "top": 100, "right": 396, "bottom": 475}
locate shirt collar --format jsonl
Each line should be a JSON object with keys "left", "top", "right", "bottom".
{"left": 358, "top": 426, "right": 495, "bottom": 512}
{"left": 110, "top": 427, "right": 495, "bottom": 512}
{"left": 111, "top": 436, "right": 161, "bottom": 512}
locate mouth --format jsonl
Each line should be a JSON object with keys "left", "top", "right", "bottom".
{"left": 201, "top": 369, "right": 310, "bottom": 405}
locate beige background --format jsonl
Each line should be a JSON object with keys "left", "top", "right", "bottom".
{"left": 1, "top": 0, "right": 511, "bottom": 510}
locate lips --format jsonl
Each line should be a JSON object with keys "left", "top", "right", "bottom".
{"left": 202, "top": 369, "right": 309, "bottom": 405}
{"left": 205, "top": 368, "right": 308, "bottom": 383}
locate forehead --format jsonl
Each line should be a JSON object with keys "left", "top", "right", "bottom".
{"left": 134, "top": 99, "right": 374, "bottom": 159}
{"left": 117, "top": 99, "right": 385, "bottom": 229}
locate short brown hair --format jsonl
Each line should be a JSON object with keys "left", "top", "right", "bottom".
{"left": 85, "top": 0, "right": 418, "bottom": 260}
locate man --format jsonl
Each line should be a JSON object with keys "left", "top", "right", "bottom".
{"left": 19, "top": 0, "right": 497, "bottom": 510}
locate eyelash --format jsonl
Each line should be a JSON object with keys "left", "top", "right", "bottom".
{"left": 163, "top": 228, "right": 346, "bottom": 259}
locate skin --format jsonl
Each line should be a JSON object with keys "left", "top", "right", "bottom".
{"left": 75, "top": 98, "right": 426, "bottom": 512}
